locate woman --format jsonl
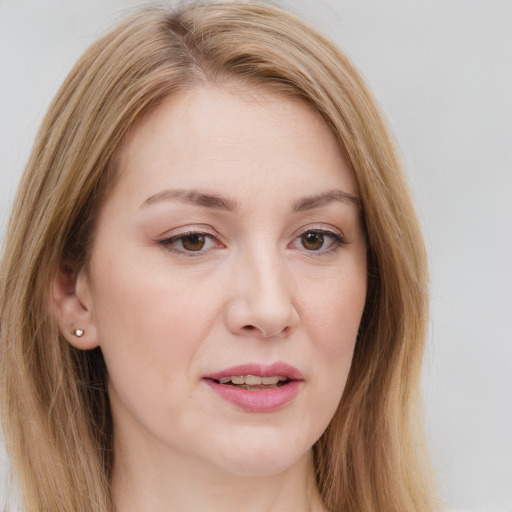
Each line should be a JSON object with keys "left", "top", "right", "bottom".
{"left": 0, "top": 2, "right": 439, "bottom": 511}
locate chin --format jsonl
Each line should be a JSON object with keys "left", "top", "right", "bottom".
{"left": 205, "top": 431, "right": 313, "bottom": 477}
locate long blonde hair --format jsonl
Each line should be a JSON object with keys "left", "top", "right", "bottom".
{"left": 0, "top": 2, "right": 438, "bottom": 511}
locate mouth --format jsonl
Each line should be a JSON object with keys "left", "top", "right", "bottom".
{"left": 203, "top": 363, "right": 303, "bottom": 412}
{"left": 213, "top": 374, "right": 290, "bottom": 391}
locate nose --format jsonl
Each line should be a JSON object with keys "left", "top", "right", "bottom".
{"left": 225, "top": 249, "right": 299, "bottom": 339}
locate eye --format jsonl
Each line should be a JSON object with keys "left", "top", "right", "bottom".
{"left": 291, "top": 228, "right": 346, "bottom": 253}
{"left": 159, "top": 231, "right": 220, "bottom": 254}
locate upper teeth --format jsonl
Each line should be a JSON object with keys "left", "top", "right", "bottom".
{"left": 219, "top": 375, "right": 288, "bottom": 385}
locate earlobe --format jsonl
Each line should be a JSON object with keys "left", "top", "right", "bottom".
{"left": 49, "top": 266, "right": 99, "bottom": 350}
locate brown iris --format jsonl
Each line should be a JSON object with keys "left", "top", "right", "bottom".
{"left": 301, "top": 231, "right": 324, "bottom": 250}
{"left": 182, "top": 234, "right": 206, "bottom": 251}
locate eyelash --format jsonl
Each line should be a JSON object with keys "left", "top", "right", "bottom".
{"left": 158, "top": 227, "right": 347, "bottom": 256}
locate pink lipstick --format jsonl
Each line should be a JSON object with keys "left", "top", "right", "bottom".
{"left": 204, "top": 362, "right": 304, "bottom": 413}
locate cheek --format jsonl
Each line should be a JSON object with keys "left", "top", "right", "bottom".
{"left": 91, "top": 249, "right": 213, "bottom": 337}
{"left": 88, "top": 255, "right": 227, "bottom": 439}
{"left": 301, "top": 264, "right": 367, "bottom": 359}
{"left": 299, "top": 261, "right": 366, "bottom": 422}
{"left": 88, "top": 254, "right": 218, "bottom": 396}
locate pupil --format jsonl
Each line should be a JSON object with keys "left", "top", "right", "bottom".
{"left": 182, "top": 234, "right": 205, "bottom": 251}
{"left": 302, "top": 232, "right": 323, "bottom": 250}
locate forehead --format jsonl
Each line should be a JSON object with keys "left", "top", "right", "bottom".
{"left": 111, "top": 84, "right": 356, "bottom": 205}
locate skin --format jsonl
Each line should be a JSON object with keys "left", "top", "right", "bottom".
{"left": 54, "top": 85, "right": 367, "bottom": 512}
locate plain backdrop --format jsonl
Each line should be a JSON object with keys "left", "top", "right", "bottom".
{"left": 1, "top": 0, "right": 511, "bottom": 510}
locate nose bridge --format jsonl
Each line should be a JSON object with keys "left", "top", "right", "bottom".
{"left": 249, "top": 244, "right": 289, "bottom": 305}
{"left": 228, "top": 240, "right": 298, "bottom": 337}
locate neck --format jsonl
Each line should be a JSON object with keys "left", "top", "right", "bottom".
{"left": 112, "top": 440, "right": 325, "bottom": 512}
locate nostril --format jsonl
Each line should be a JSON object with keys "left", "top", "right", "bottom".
{"left": 243, "top": 325, "right": 256, "bottom": 330}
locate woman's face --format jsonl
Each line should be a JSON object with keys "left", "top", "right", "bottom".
{"left": 77, "top": 85, "right": 367, "bottom": 477}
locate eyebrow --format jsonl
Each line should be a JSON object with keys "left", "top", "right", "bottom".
{"left": 141, "top": 189, "right": 238, "bottom": 212}
{"left": 291, "top": 190, "right": 360, "bottom": 212}
{"left": 140, "top": 188, "right": 360, "bottom": 212}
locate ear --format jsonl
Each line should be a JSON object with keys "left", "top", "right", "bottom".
{"left": 49, "top": 265, "right": 99, "bottom": 350}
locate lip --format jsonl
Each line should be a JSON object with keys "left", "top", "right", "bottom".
{"left": 205, "top": 362, "right": 304, "bottom": 381}
{"left": 203, "top": 362, "right": 304, "bottom": 413}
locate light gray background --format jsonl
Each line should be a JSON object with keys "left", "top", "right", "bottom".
{"left": 1, "top": 1, "right": 511, "bottom": 510}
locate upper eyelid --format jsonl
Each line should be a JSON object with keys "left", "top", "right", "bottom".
{"left": 163, "top": 231, "right": 216, "bottom": 242}
{"left": 293, "top": 223, "right": 345, "bottom": 238}
{"left": 159, "top": 224, "right": 221, "bottom": 239}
